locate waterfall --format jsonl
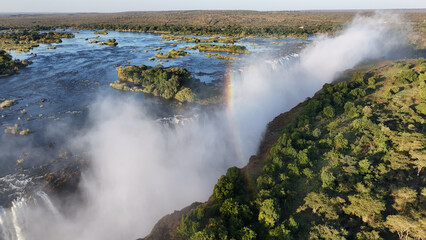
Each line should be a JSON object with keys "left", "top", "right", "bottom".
{"left": 0, "top": 207, "right": 12, "bottom": 240}
{"left": 10, "top": 200, "right": 27, "bottom": 240}
{"left": 0, "top": 192, "right": 60, "bottom": 240}
{"left": 36, "top": 191, "right": 60, "bottom": 218}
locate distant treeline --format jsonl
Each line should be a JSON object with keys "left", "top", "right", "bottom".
{"left": 73, "top": 23, "right": 340, "bottom": 38}
{"left": 0, "top": 10, "right": 423, "bottom": 41}
{"left": 0, "top": 30, "right": 74, "bottom": 43}
{"left": 1, "top": 23, "right": 340, "bottom": 38}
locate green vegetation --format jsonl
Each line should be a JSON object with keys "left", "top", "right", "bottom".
{"left": 89, "top": 38, "right": 118, "bottom": 46}
{"left": 173, "top": 59, "right": 426, "bottom": 240}
{"left": 161, "top": 34, "right": 238, "bottom": 43}
{"left": 0, "top": 50, "right": 31, "bottom": 76}
{"left": 111, "top": 64, "right": 222, "bottom": 104}
{"left": 206, "top": 53, "right": 239, "bottom": 60}
{"left": 0, "top": 30, "right": 74, "bottom": 52}
{"left": 194, "top": 44, "right": 250, "bottom": 54}
{"left": 0, "top": 11, "right": 347, "bottom": 38}
{"left": 98, "top": 38, "right": 118, "bottom": 46}
{"left": 155, "top": 49, "right": 188, "bottom": 59}
{"left": 93, "top": 31, "right": 108, "bottom": 35}
{"left": 111, "top": 65, "right": 196, "bottom": 102}
{"left": 0, "top": 11, "right": 424, "bottom": 46}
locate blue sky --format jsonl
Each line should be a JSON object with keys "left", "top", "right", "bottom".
{"left": 1, "top": 0, "right": 425, "bottom": 13}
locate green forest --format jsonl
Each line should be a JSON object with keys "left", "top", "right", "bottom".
{"left": 164, "top": 59, "right": 426, "bottom": 240}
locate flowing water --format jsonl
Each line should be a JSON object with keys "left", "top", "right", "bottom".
{"left": 0, "top": 30, "right": 307, "bottom": 175}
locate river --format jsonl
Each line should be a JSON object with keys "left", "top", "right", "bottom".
{"left": 0, "top": 30, "right": 307, "bottom": 208}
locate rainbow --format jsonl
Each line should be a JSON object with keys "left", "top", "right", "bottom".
{"left": 224, "top": 68, "right": 247, "bottom": 167}
{"left": 225, "top": 68, "right": 258, "bottom": 194}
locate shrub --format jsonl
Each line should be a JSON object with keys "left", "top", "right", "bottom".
{"left": 322, "top": 106, "right": 335, "bottom": 118}
{"left": 395, "top": 69, "right": 418, "bottom": 83}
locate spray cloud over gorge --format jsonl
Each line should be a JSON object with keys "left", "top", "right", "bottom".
{"left": 1, "top": 13, "right": 409, "bottom": 240}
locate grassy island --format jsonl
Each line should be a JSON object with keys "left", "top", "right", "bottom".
{"left": 205, "top": 53, "right": 239, "bottom": 60}
{"left": 0, "top": 30, "right": 74, "bottom": 52}
{"left": 144, "top": 58, "right": 426, "bottom": 240}
{"left": 93, "top": 31, "right": 108, "bottom": 35}
{"left": 110, "top": 65, "right": 222, "bottom": 104}
{"left": 155, "top": 49, "right": 188, "bottom": 59}
{"left": 89, "top": 38, "right": 118, "bottom": 46}
{"left": 0, "top": 50, "right": 32, "bottom": 76}
{"left": 98, "top": 39, "right": 118, "bottom": 46}
{"left": 111, "top": 65, "right": 196, "bottom": 102}
{"left": 161, "top": 34, "right": 238, "bottom": 43}
{"left": 194, "top": 44, "right": 250, "bottom": 54}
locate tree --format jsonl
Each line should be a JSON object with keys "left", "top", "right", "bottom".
{"left": 343, "top": 194, "right": 385, "bottom": 223}
{"left": 356, "top": 231, "right": 383, "bottom": 240}
{"left": 333, "top": 133, "right": 348, "bottom": 150}
{"left": 395, "top": 69, "right": 418, "bottom": 83}
{"left": 320, "top": 168, "right": 335, "bottom": 189}
{"left": 358, "top": 159, "right": 371, "bottom": 175}
{"left": 351, "top": 72, "right": 366, "bottom": 86}
{"left": 214, "top": 167, "right": 243, "bottom": 201}
{"left": 410, "top": 150, "right": 426, "bottom": 176}
{"left": 300, "top": 192, "right": 338, "bottom": 220}
{"left": 349, "top": 88, "right": 366, "bottom": 100}
{"left": 239, "top": 227, "right": 257, "bottom": 240}
{"left": 258, "top": 199, "right": 280, "bottom": 227}
{"left": 309, "top": 225, "right": 347, "bottom": 240}
{"left": 391, "top": 187, "right": 417, "bottom": 212}
{"left": 344, "top": 102, "right": 358, "bottom": 117}
{"left": 323, "top": 105, "right": 335, "bottom": 118}
{"left": 384, "top": 215, "right": 416, "bottom": 239}
{"left": 175, "top": 87, "right": 195, "bottom": 102}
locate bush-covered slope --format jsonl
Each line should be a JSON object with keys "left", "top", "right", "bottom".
{"left": 145, "top": 58, "right": 426, "bottom": 240}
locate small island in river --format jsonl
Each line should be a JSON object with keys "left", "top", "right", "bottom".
{"left": 194, "top": 44, "right": 250, "bottom": 54}
{"left": 110, "top": 65, "right": 222, "bottom": 104}
{"left": 0, "top": 50, "right": 32, "bottom": 76}
{"left": 0, "top": 30, "right": 74, "bottom": 52}
{"left": 155, "top": 49, "right": 188, "bottom": 59}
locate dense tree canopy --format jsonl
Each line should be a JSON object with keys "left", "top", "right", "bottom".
{"left": 173, "top": 59, "right": 426, "bottom": 240}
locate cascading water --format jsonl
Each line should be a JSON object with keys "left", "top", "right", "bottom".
{"left": 0, "top": 199, "right": 28, "bottom": 240}
{"left": 36, "top": 192, "right": 60, "bottom": 219}
{"left": 0, "top": 192, "right": 59, "bottom": 240}
{"left": 0, "top": 207, "right": 13, "bottom": 240}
